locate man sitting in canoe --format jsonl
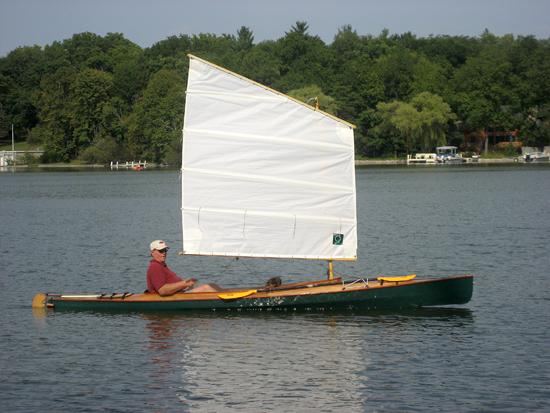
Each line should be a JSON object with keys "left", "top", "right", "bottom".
{"left": 147, "top": 240, "right": 222, "bottom": 295}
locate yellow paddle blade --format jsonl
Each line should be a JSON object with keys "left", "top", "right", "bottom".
{"left": 217, "top": 290, "right": 257, "bottom": 300}
{"left": 32, "top": 293, "right": 47, "bottom": 308}
{"left": 377, "top": 274, "right": 417, "bottom": 282}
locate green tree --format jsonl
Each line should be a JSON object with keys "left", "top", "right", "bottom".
{"left": 374, "top": 47, "right": 418, "bottom": 100}
{"left": 410, "top": 92, "right": 455, "bottom": 150}
{"left": 288, "top": 21, "right": 309, "bottom": 36}
{"left": 451, "top": 39, "right": 521, "bottom": 132}
{"left": 331, "top": 54, "right": 384, "bottom": 120}
{"left": 42, "top": 41, "right": 72, "bottom": 74}
{"left": 2, "top": 25, "right": 549, "bottom": 160}
{"left": 0, "top": 46, "right": 44, "bottom": 139}
{"left": 0, "top": 102, "right": 9, "bottom": 140}
{"left": 329, "top": 25, "right": 385, "bottom": 130}
{"left": 69, "top": 68, "right": 114, "bottom": 150}
{"left": 126, "top": 69, "right": 185, "bottom": 163}
{"left": 331, "top": 25, "right": 363, "bottom": 64}
{"left": 410, "top": 55, "right": 450, "bottom": 97}
{"left": 275, "top": 21, "right": 333, "bottom": 92}
{"left": 236, "top": 26, "right": 255, "bottom": 51}
{"left": 366, "top": 104, "right": 406, "bottom": 157}
{"left": 287, "top": 85, "right": 338, "bottom": 115}
{"left": 414, "top": 35, "right": 481, "bottom": 68}
{"left": 79, "top": 135, "right": 127, "bottom": 164}
{"left": 372, "top": 92, "right": 455, "bottom": 155}
{"left": 520, "top": 104, "right": 550, "bottom": 147}
{"left": 238, "top": 43, "right": 281, "bottom": 85}
{"left": 33, "top": 67, "right": 77, "bottom": 161}
{"left": 33, "top": 66, "right": 119, "bottom": 161}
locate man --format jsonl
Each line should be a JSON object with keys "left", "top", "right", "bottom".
{"left": 146, "top": 240, "right": 222, "bottom": 295}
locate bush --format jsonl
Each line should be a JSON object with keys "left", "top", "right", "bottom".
{"left": 163, "top": 135, "right": 182, "bottom": 166}
{"left": 79, "top": 137, "right": 126, "bottom": 164}
{"left": 23, "top": 153, "right": 40, "bottom": 166}
{"left": 40, "top": 149, "right": 67, "bottom": 163}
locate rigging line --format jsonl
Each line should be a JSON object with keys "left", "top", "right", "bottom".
{"left": 316, "top": 260, "right": 327, "bottom": 278}
{"left": 238, "top": 257, "right": 261, "bottom": 282}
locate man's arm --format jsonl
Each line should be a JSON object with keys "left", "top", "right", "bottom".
{"left": 157, "top": 278, "right": 196, "bottom": 296}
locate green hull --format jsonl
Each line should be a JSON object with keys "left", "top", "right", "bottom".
{"left": 40, "top": 275, "right": 473, "bottom": 312}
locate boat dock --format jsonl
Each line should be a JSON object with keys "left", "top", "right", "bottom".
{"left": 406, "top": 153, "right": 437, "bottom": 165}
{"left": 0, "top": 150, "right": 44, "bottom": 166}
{"left": 110, "top": 161, "right": 147, "bottom": 170}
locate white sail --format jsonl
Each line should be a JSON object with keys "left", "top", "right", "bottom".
{"left": 181, "top": 55, "right": 357, "bottom": 260}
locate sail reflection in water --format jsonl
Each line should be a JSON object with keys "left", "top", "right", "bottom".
{"left": 144, "top": 313, "right": 370, "bottom": 411}
{"left": 139, "top": 309, "right": 474, "bottom": 412}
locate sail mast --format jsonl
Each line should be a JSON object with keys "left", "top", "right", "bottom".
{"left": 327, "top": 260, "right": 334, "bottom": 280}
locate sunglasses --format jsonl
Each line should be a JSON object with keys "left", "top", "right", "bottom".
{"left": 157, "top": 249, "right": 168, "bottom": 254}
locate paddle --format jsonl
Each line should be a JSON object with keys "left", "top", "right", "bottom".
{"left": 217, "top": 290, "right": 257, "bottom": 300}
{"left": 32, "top": 293, "right": 47, "bottom": 308}
{"left": 377, "top": 274, "right": 417, "bottom": 285}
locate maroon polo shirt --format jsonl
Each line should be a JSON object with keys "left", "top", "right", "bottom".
{"left": 146, "top": 259, "right": 182, "bottom": 293}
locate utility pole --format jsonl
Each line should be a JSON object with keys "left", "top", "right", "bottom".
{"left": 11, "top": 124, "right": 15, "bottom": 167}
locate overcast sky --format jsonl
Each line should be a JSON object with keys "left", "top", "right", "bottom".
{"left": 1, "top": 0, "right": 549, "bottom": 57}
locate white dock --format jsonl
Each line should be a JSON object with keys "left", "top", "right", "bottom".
{"left": 110, "top": 160, "right": 147, "bottom": 170}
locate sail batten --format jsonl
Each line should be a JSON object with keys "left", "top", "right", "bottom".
{"left": 184, "top": 127, "right": 351, "bottom": 150}
{"left": 182, "top": 206, "right": 356, "bottom": 224}
{"left": 182, "top": 55, "right": 357, "bottom": 260}
{"left": 183, "top": 167, "right": 354, "bottom": 191}
{"left": 187, "top": 89, "right": 283, "bottom": 102}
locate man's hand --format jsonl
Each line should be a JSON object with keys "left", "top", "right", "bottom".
{"left": 158, "top": 278, "right": 197, "bottom": 296}
{"left": 184, "top": 278, "right": 197, "bottom": 289}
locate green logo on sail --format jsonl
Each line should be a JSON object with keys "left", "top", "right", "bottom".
{"left": 333, "top": 233, "right": 344, "bottom": 245}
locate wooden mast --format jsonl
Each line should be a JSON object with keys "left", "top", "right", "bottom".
{"left": 327, "top": 260, "right": 334, "bottom": 280}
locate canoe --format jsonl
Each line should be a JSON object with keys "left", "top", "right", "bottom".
{"left": 32, "top": 56, "right": 474, "bottom": 314}
{"left": 32, "top": 275, "right": 473, "bottom": 312}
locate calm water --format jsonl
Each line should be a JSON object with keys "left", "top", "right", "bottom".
{"left": 1, "top": 165, "right": 549, "bottom": 412}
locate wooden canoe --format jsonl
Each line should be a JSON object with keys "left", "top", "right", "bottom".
{"left": 32, "top": 275, "right": 473, "bottom": 312}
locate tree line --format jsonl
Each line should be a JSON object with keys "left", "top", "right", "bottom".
{"left": 0, "top": 22, "right": 549, "bottom": 163}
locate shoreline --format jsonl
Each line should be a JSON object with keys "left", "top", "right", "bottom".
{"left": 357, "top": 158, "right": 520, "bottom": 165}
{"left": 0, "top": 157, "right": 531, "bottom": 170}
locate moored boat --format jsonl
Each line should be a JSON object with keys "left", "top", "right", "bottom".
{"left": 523, "top": 152, "right": 549, "bottom": 162}
{"left": 436, "top": 146, "right": 465, "bottom": 164}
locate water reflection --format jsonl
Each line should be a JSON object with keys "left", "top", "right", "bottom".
{"left": 141, "top": 310, "right": 473, "bottom": 412}
{"left": 31, "top": 307, "right": 48, "bottom": 323}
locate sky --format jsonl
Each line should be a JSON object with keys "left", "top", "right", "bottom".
{"left": 1, "top": 0, "right": 549, "bottom": 57}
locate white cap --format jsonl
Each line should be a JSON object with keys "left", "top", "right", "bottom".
{"left": 150, "top": 240, "right": 169, "bottom": 251}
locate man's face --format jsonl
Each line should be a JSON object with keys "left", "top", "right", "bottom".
{"left": 152, "top": 248, "right": 168, "bottom": 263}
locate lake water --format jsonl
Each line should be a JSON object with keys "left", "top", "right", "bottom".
{"left": 1, "top": 165, "right": 549, "bottom": 412}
